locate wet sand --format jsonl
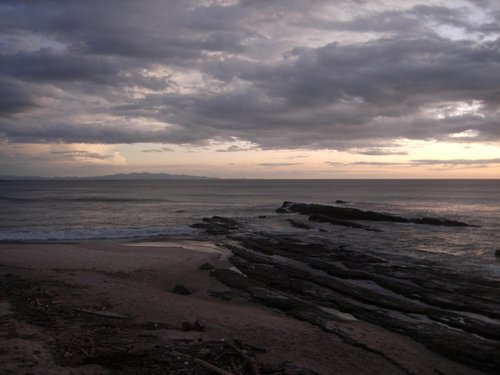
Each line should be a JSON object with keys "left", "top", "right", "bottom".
{"left": 0, "top": 242, "right": 485, "bottom": 374}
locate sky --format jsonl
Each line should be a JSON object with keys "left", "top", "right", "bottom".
{"left": 1, "top": 0, "right": 500, "bottom": 178}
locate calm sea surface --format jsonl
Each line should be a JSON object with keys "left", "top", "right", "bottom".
{"left": 1, "top": 180, "right": 499, "bottom": 275}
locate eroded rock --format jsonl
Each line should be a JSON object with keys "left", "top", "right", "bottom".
{"left": 191, "top": 216, "right": 241, "bottom": 235}
{"left": 172, "top": 284, "right": 191, "bottom": 295}
{"left": 277, "top": 201, "right": 477, "bottom": 227}
{"left": 199, "top": 262, "right": 215, "bottom": 271}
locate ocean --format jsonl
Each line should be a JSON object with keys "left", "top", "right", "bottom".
{"left": 1, "top": 179, "right": 499, "bottom": 276}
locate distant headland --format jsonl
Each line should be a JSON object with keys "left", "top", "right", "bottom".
{"left": 0, "top": 172, "right": 217, "bottom": 181}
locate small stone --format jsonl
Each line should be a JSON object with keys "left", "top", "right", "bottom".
{"left": 208, "top": 290, "right": 233, "bottom": 301}
{"left": 199, "top": 262, "right": 215, "bottom": 271}
{"left": 172, "top": 284, "right": 191, "bottom": 295}
{"left": 181, "top": 319, "right": 205, "bottom": 331}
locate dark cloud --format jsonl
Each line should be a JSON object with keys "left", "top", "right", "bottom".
{"left": 50, "top": 150, "right": 113, "bottom": 160}
{"left": 411, "top": 158, "right": 500, "bottom": 166}
{"left": 0, "top": 0, "right": 499, "bottom": 150}
{"left": 138, "top": 147, "right": 173, "bottom": 152}
{"left": 348, "top": 148, "right": 408, "bottom": 156}
{"left": 326, "top": 158, "right": 500, "bottom": 168}
{"left": 0, "top": 49, "right": 119, "bottom": 83}
{"left": 0, "top": 78, "right": 38, "bottom": 116}
{"left": 216, "top": 145, "right": 259, "bottom": 152}
{"left": 350, "top": 161, "right": 406, "bottom": 166}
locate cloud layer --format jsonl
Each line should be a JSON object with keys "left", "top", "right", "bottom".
{"left": 1, "top": 0, "right": 500, "bottom": 151}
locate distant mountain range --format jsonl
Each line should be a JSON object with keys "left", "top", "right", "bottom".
{"left": 0, "top": 172, "right": 216, "bottom": 181}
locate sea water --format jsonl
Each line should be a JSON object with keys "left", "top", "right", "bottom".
{"left": 1, "top": 179, "right": 499, "bottom": 275}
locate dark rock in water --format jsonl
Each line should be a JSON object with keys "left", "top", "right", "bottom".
{"left": 258, "top": 215, "right": 267, "bottom": 218}
{"left": 199, "top": 262, "right": 215, "bottom": 270}
{"left": 191, "top": 216, "right": 240, "bottom": 235}
{"left": 308, "top": 214, "right": 380, "bottom": 232}
{"left": 495, "top": 249, "right": 500, "bottom": 258}
{"left": 181, "top": 319, "right": 205, "bottom": 331}
{"left": 279, "top": 201, "right": 410, "bottom": 222}
{"left": 278, "top": 201, "right": 477, "bottom": 227}
{"left": 275, "top": 208, "right": 289, "bottom": 214}
{"left": 287, "top": 219, "right": 312, "bottom": 229}
{"left": 336, "top": 200, "right": 348, "bottom": 204}
{"left": 411, "top": 217, "right": 477, "bottom": 227}
{"left": 172, "top": 284, "right": 191, "bottom": 295}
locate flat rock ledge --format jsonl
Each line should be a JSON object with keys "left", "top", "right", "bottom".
{"left": 277, "top": 201, "right": 478, "bottom": 228}
{"left": 191, "top": 216, "right": 241, "bottom": 235}
{"left": 212, "top": 232, "right": 500, "bottom": 374}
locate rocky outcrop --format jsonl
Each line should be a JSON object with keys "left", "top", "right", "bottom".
{"left": 212, "top": 268, "right": 264, "bottom": 291}
{"left": 215, "top": 233, "right": 500, "bottom": 373}
{"left": 277, "top": 201, "right": 410, "bottom": 222}
{"left": 277, "top": 201, "right": 477, "bottom": 227}
{"left": 308, "top": 214, "right": 379, "bottom": 231}
{"left": 191, "top": 216, "right": 241, "bottom": 235}
{"left": 287, "top": 219, "right": 312, "bottom": 229}
{"left": 171, "top": 284, "right": 191, "bottom": 295}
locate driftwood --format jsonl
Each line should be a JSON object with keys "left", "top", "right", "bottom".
{"left": 228, "top": 342, "right": 260, "bottom": 375}
{"left": 173, "top": 351, "right": 236, "bottom": 375}
{"left": 70, "top": 307, "right": 129, "bottom": 319}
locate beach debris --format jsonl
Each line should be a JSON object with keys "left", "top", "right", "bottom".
{"left": 132, "top": 320, "right": 176, "bottom": 330}
{"left": 70, "top": 307, "right": 129, "bottom": 320}
{"left": 260, "top": 362, "right": 319, "bottom": 374}
{"left": 0, "top": 273, "right": 318, "bottom": 374}
{"left": 199, "top": 262, "right": 215, "bottom": 270}
{"left": 172, "top": 350, "right": 236, "bottom": 375}
{"left": 172, "top": 284, "right": 192, "bottom": 295}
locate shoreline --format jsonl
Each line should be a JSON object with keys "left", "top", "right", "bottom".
{"left": 0, "top": 240, "right": 488, "bottom": 374}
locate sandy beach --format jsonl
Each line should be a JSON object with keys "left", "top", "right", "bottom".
{"left": 0, "top": 240, "right": 487, "bottom": 375}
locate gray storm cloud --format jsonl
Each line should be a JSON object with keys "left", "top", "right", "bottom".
{"left": 0, "top": 0, "right": 499, "bottom": 150}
